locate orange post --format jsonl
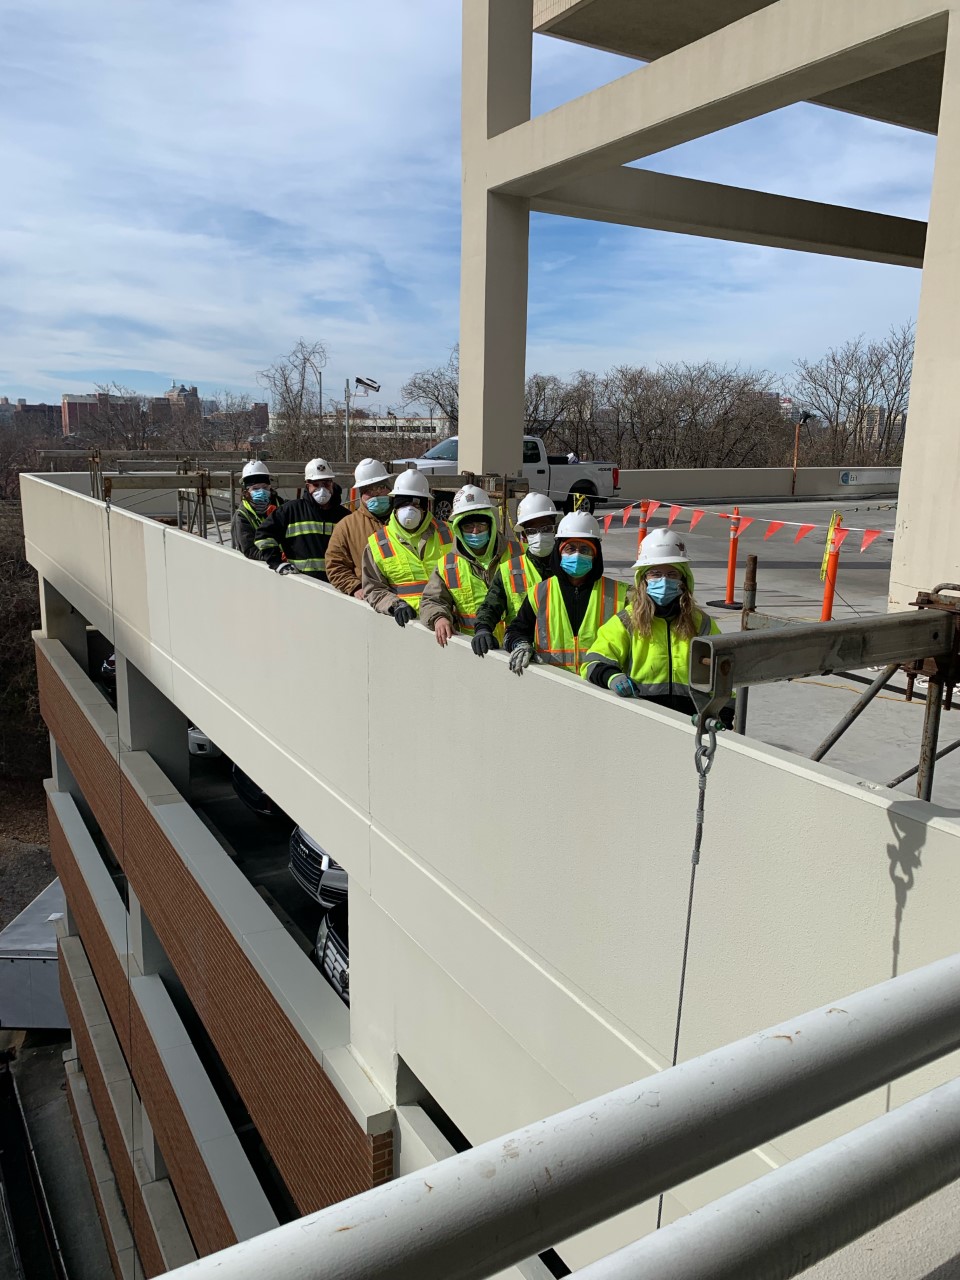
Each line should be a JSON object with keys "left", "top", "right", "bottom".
{"left": 636, "top": 500, "right": 650, "bottom": 556}
{"left": 820, "top": 516, "right": 843, "bottom": 622}
{"left": 724, "top": 505, "right": 741, "bottom": 606}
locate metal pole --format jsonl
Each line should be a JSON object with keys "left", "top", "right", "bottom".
{"left": 888, "top": 736, "right": 960, "bottom": 789}
{"left": 791, "top": 419, "right": 801, "bottom": 496}
{"left": 156, "top": 953, "right": 960, "bottom": 1280}
{"left": 917, "top": 669, "right": 945, "bottom": 801}
{"left": 733, "top": 555, "right": 757, "bottom": 735}
{"left": 573, "top": 1076, "right": 960, "bottom": 1280}
{"left": 810, "top": 662, "right": 900, "bottom": 762}
{"left": 344, "top": 378, "right": 351, "bottom": 466}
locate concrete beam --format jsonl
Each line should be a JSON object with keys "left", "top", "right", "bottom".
{"left": 531, "top": 167, "right": 927, "bottom": 267}
{"left": 489, "top": 0, "right": 948, "bottom": 196}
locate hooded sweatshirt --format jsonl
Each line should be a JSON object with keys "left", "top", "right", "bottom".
{"left": 504, "top": 542, "right": 608, "bottom": 651}
{"left": 419, "top": 512, "right": 516, "bottom": 633}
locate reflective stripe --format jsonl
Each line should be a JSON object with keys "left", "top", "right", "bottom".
{"left": 397, "top": 582, "right": 426, "bottom": 599}
{"left": 436, "top": 520, "right": 453, "bottom": 545}
{"left": 698, "top": 612, "right": 714, "bottom": 637}
{"left": 374, "top": 527, "right": 395, "bottom": 559}
{"left": 440, "top": 551, "right": 462, "bottom": 591}
{"left": 287, "top": 521, "right": 337, "bottom": 536}
{"left": 290, "top": 557, "right": 327, "bottom": 572}
{"left": 255, "top": 537, "right": 280, "bottom": 550}
{"left": 508, "top": 557, "right": 529, "bottom": 599}
{"left": 632, "top": 681, "right": 693, "bottom": 697}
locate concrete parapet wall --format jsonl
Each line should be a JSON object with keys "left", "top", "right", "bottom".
{"left": 615, "top": 466, "right": 900, "bottom": 504}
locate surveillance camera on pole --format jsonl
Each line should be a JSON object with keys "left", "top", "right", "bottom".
{"left": 344, "top": 375, "right": 381, "bottom": 465}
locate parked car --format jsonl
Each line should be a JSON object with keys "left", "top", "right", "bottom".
{"left": 230, "top": 764, "right": 285, "bottom": 819}
{"left": 288, "top": 826, "right": 346, "bottom": 909}
{"left": 315, "top": 894, "right": 349, "bottom": 1007}
{"left": 187, "top": 724, "right": 222, "bottom": 757}
{"left": 393, "top": 434, "right": 619, "bottom": 518}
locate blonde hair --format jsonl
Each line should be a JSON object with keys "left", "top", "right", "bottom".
{"left": 626, "top": 571, "right": 705, "bottom": 640}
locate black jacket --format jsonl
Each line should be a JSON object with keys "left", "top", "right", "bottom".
{"left": 504, "top": 547, "right": 606, "bottom": 652}
{"left": 231, "top": 495, "right": 283, "bottom": 560}
{"left": 254, "top": 486, "right": 348, "bottom": 579}
{"left": 474, "top": 550, "right": 556, "bottom": 635}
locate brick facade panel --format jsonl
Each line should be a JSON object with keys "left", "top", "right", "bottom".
{"left": 49, "top": 799, "right": 237, "bottom": 1256}
{"left": 40, "top": 644, "right": 394, "bottom": 1217}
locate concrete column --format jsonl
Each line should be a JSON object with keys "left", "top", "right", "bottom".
{"left": 115, "top": 653, "right": 190, "bottom": 797}
{"left": 458, "top": 0, "right": 532, "bottom": 475}
{"left": 889, "top": 17, "right": 960, "bottom": 607}
{"left": 50, "top": 736, "right": 81, "bottom": 801}
{"left": 39, "top": 578, "right": 88, "bottom": 668}
{"left": 127, "top": 886, "right": 167, "bottom": 978}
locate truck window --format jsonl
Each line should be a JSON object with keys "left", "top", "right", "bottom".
{"left": 421, "top": 438, "right": 459, "bottom": 461}
{"left": 522, "top": 439, "right": 541, "bottom": 465}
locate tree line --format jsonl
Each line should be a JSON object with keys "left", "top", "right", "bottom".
{"left": 400, "top": 324, "right": 914, "bottom": 469}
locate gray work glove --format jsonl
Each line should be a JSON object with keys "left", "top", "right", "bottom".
{"left": 277, "top": 562, "right": 300, "bottom": 576}
{"left": 609, "top": 674, "right": 635, "bottom": 698}
{"left": 508, "top": 642, "right": 534, "bottom": 676}
{"left": 471, "top": 629, "right": 499, "bottom": 658}
{"left": 393, "top": 602, "right": 417, "bottom": 628}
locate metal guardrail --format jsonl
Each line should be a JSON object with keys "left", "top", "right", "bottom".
{"left": 156, "top": 953, "right": 960, "bottom": 1280}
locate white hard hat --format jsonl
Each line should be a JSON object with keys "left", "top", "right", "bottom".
{"left": 516, "top": 491, "right": 558, "bottom": 527}
{"left": 353, "top": 457, "right": 391, "bottom": 490}
{"left": 557, "top": 510, "right": 602, "bottom": 542}
{"left": 241, "top": 460, "right": 270, "bottom": 483}
{"left": 304, "top": 457, "right": 335, "bottom": 482}
{"left": 451, "top": 485, "right": 494, "bottom": 520}
{"left": 392, "top": 468, "right": 432, "bottom": 500}
{"left": 632, "top": 528, "right": 690, "bottom": 570}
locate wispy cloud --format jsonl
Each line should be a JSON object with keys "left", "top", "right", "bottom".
{"left": 0, "top": 3, "right": 937, "bottom": 406}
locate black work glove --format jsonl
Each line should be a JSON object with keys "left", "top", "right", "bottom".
{"left": 393, "top": 602, "right": 417, "bottom": 628}
{"left": 471, "top": 629, "right": 499, "bottom": 658}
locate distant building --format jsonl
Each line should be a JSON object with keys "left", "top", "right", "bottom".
{"left": 62, "top": 394, "right": 100, "bottom": 437}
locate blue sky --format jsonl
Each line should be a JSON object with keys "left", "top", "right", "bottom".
{"left": 0, "top": 1, "right": 936, "bottom": 410}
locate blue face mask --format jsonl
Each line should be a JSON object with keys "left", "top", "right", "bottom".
{"left": 646, "top": 576, "right": 683, "bottom": 606}
{"left": 364, "top": 495, "right": 391, "bottom": 517}
{"left": 561, "top": 552, "right": 593, "bottom": 578}
{"left": 249, "top": 487, "right": 270, "bottom": 510}
{"left": 463, "top": 530, "right": 490, "bottom": 551}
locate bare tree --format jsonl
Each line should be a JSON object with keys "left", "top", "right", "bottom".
{"left": 401, "top": 345, "right": 459, "bottom": 429}
{"left": 258, "top": 339, "right": 329, "bottom": 458}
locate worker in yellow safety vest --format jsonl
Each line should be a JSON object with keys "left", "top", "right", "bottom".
{"left": 470, "top": 491, "right": 559, "bottom": 658}
{"left": 420, "top": 485, "right": 518, "bottom": 646}
{"left": 360, "top": 468, "right": 452, "bottom": 625}
{"left": 580, "top": 528, "right": 732, "bottom": 722}
{"left": 504, "top": 510, "right": 627, "bottom": 675}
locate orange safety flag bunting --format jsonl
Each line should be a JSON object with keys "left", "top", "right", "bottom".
{"left": 621, "top": 503, "right": 635, "bottom": 527}
{"left": 860, "top": 529, "right": 883, "bottom": 553}
{"left": 667, "top": 504, "right": 682, "bottom": 527}
{"left": 647, "top": 501, "right": 661, "bottom": 519}
{"left": 834, "top": 527, "right": 852, "bottom": 550}
{"left": 602, "top": 513, "right": 614, "bottom": 534}
{"left": 689, "top": 509, "right": 705, "bottom": 531}
{"left": 736, "top": 516, "right": 755, "bottom": 535}
{"left": 794, "top": 524, "right": 816, "bottom": 543}
{"left": 764, "top": 521, "right": 785, "bottom": 540}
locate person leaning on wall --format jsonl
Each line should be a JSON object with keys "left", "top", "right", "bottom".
{"left": 470, "top": 491, "right": 559, "bottom": 658}
{"left": 361, "top": 468, "right": 452, "bottom": 624}
{"left": 326, "top": 457, "right": 394, "bottom": 599}
{"left": 231, "top": 460, "right": 283, "bottom": 559}
{"left": 504, "top": 510, "right": 627, "bottom": 676}
{"left": 419, "top": 485, "right": 517, "bottom": 648}
{"left": 580, "top": 528, "right": 733, "bottom": 725}
{"left": 254, "top": 458, "right": 349, "bottom": 580}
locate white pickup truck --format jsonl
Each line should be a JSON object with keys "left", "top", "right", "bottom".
{"left": 393, "top": 434, "right": 619, "bottom": 521}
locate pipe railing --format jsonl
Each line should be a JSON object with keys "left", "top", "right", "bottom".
{"left": 156, "top": 952, "right": 960, "bottom": 1280}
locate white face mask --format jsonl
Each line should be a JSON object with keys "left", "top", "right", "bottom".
{"left": 396, "top": 504, "right": 425, "bottom": 531}
{"left": 525, "top": 531, "right": 555, "bottom": 558}
{"left": 311, "top": 485, "right": 332, "bottom": 505}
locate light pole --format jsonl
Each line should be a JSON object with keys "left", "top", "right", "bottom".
{"left": 344, "top": 376, "right": 381, "bottom": 465}
{"left": 791, "top": 410, "right": 813, "bottom": 496}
